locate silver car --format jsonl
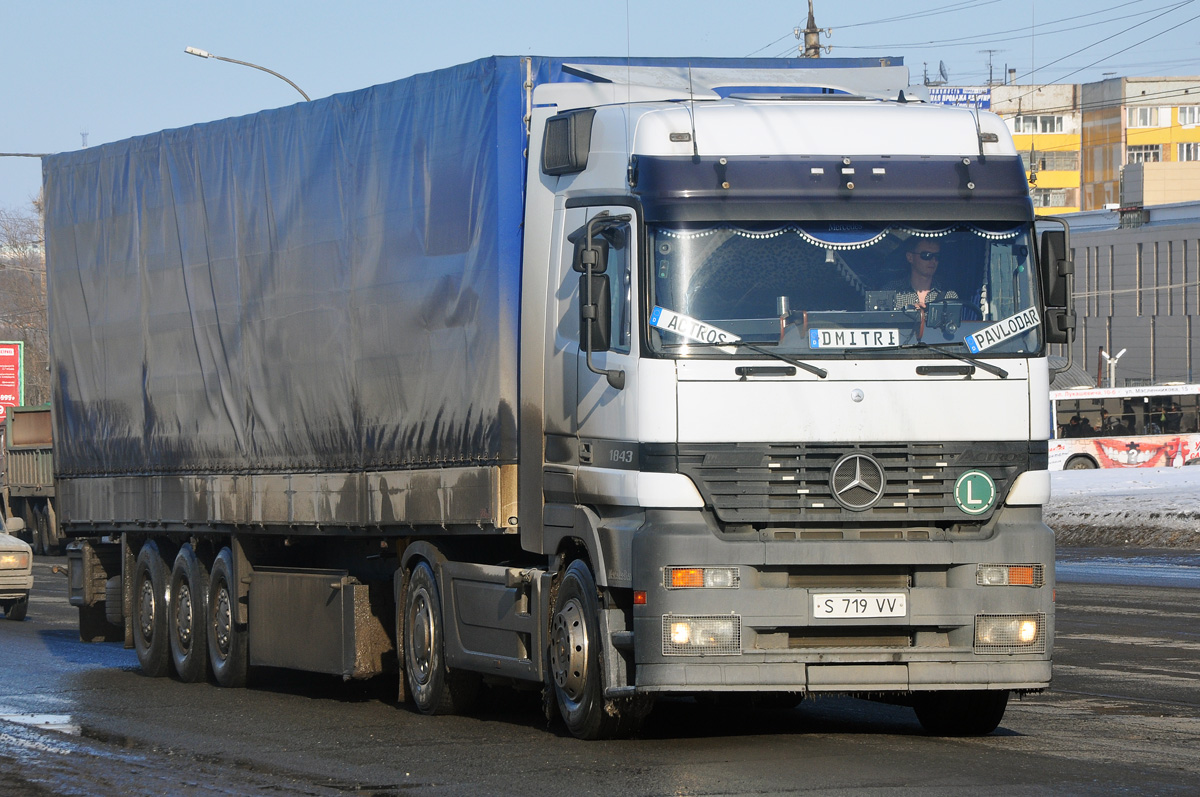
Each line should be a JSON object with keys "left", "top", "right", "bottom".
{"left": 1, "top": 518, "right": 33, "bottom": 621}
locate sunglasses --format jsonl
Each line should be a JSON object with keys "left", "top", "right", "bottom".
{"left": 914, "top": 251, "right": 940, "bottom": 261}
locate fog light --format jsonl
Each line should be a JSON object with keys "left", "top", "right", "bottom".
{"left": 974, "top": 613, "right": 1046, "bottom": 654}
{"left": 662, "top": 615, "right": 742, "bottom": 656}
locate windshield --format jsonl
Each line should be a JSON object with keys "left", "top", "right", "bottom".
{"left": 648, "top": 221, "right": 1042, "bottom": 357}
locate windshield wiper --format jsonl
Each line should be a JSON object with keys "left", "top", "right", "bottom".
{"left": 874, "top": 342, "right": 1008, "bottom": 379}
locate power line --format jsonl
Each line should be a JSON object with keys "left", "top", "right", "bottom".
{"left": 836, "top": 0, "right": 1164, "bottom": 51}
{"left": 830, "top": 0, "right": 1003, "bottom": 30}
{"left": 1009, "top": 1, "right": 1197, "bottom": 90}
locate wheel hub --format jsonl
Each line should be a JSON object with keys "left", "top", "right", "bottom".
{"left": 138, "top": 577, "right": 156, "bottom": 640}
{"left": 409, "top": 589, "right": 434, "bottom": 686}
{"left": 550, "top": 597, "right": 588, "bottom": 704}
{"left": 213, "top": 585, "right": 232, "bottom": 657}
{"left": 175, "top": 583, "right": 194, "bottom": 650}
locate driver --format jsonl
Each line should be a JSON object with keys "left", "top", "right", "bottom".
{"left": 891, "top": 238, "right": 959, "bottom": 310}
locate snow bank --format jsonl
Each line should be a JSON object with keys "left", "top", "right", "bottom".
{"left": 1046, "top": 467, "right": 1200, "bottom": 548}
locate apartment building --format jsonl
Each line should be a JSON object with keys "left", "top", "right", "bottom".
{"left": 1081, "top": 77, "right": 1200, "bottom": 210}
{"left": 929, "top": 84, "right": 1082, "bottom": 215}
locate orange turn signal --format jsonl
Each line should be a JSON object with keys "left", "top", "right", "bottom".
{"left": 669, "top": 568, "right": 705, "bottom": 589}
{"left": 633, "top": 590, "right": 647, "bottom": 605}
{"left": 1008, "top": 566, "right": 1035, "bottom": 586}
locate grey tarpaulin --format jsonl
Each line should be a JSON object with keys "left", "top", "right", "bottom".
{"left": 43, "top": 57, "right": 535, "bottom": 476}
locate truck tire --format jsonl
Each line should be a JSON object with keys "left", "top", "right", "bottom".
{"left": 26, "top": 506, "right": 43, "bottom": 556}
{"left": 207, "top": 548, "right": 248, "bottom": 688}
{"left": 550, "top": 559, "right": 634, "bottom": 740}
{"left": 34, "top": 508, "right": 50, "bottom": 557}
{"left": 403, "top": 561, "right": 479, "bottom": 714}
{"left": 914, "top": 689, "right": 1009, "bottom": 736}
{"left": 169, "top": 544, "right": 210, "bottom": 683}
{"left": 133, "top": 541, "right": 173, "bottom": 677}
{"left": 3, "top": 596, "right": 28, "bottom": 621}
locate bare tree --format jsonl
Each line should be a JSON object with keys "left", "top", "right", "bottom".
{"left": 0, "top": 197, "right": 49, "bottom": 406}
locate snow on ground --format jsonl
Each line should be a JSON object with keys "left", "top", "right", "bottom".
{"left": 1046, "top": 467, "right": 1200, "bottom": 549}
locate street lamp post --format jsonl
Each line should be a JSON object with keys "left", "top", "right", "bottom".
{"left": 184, "top": 47, "right": 310, "bottom": 102}
{"left": 1101, "top": 347, "right": 1127, "bottom": 388}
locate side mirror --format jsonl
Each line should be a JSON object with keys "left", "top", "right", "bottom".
{"left": 579, "top": 274, "right": 612, "bottom": 352}
{"left": 1039, "top": 229, "right": 1073, "bottom": 307}
{"left": 1039, "top": 222, "right": 1076, "bottom": 345}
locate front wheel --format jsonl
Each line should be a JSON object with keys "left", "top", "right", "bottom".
{"left": 914, "top": 690, "right": 1009, "bottom": 736}
{"left": 549, "top": 559, "right": 644, "bottom": 739}
{"left": 3, "top": 596, "right": 28, "bottom": 621}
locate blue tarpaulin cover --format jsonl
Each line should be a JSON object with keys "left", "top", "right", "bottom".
{"left": 42, "top": 55, "right": 898, "bottom": 477}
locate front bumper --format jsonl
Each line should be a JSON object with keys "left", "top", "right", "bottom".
{"left": 631, "top": 506, "right": 1054, "bottom": 694}
{"left": 0, "top": 571, "right": 33, "bottom": 600}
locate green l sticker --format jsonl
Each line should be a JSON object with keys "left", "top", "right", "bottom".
{"left": 954, "top": 470, "right": 996, "bottom": 515}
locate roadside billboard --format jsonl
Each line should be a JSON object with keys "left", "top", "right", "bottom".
{"left": 0, "top": 341, "right": 24, "bottom": 423}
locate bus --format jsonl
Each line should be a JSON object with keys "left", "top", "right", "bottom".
{"left": 1049, "top": 383, "right": 1200, "bottom": 469}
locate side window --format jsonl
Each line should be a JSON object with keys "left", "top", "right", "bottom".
{"left": 608, "top": 225, "right": 632, "bottom": 354}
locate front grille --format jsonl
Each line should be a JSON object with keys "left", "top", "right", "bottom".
{"left": 653, "top": 442, "right": 1034, "bottom": 525}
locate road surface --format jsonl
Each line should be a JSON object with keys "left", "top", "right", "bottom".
{"left": 1, "top": 552, "right": 1197, "bottom": 796}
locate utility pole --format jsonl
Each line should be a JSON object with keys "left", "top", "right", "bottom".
{"left": 799, "top": 0, "right": 824, "bottom": 58}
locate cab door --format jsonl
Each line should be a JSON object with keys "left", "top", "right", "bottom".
{"left": 565, "top": 204, "right": 639, "bottom": 462}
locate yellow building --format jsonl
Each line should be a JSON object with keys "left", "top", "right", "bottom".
{"left": 1081, "top": 77, "right": 1200, "bottom": 210}
{"left": 991, "top": 84, "right": 1082, "bottom": 215}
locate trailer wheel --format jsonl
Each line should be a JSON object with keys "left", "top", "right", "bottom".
{"left": 169, "top": 544, "right": 210, "bottom": 683}
{"left": 914, "top": 689, "right": 1009, "bottom": 736}
{"left": 550, "top": 559, "right": 632, "bottom": 740}
{"left": 3, "top": 596, "right": 28, "bottom": 621}
{"left": 207, "top": 548, "right": 248, "bottom": 688}
{"left": 133, "top": 541, "right": 172, "bottom": 677}
{"left": 403, "top": 561, "right": 478, "bottom": 714}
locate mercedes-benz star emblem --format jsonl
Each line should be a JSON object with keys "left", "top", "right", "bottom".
{"left": 830, "top": 453, "right": 887, "bottom": 511}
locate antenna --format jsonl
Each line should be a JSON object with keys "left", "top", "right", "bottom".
{"left": 687, "top": 64, "right": 699, "bottom": 160}
{"left": 979, "top": 49, "right": 1003, "bottom": 85}
{"left": 80, "top": 128, "right": 89, "bottom": 148}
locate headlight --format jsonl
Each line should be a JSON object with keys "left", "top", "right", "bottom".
{"left": 664, "top": 566, "right": 740, "bottom": 589}
{"left": 662, "top": 615, "right": 741, "bottom": 656}
{"left": 977, "top": 564, "right": 1044, "bottom": 587}
{"left": 974, "top": 613, "right": 1046, "bottom": 654}
{"left": 0, "top": 551, "right": 30, "bottom": 570}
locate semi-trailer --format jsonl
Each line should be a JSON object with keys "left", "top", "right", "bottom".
{"left": 45, "top": 55, "right": 1074, "bottom": 739}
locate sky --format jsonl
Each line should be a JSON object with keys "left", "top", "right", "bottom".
{"left": 2, "top": 0, "right": 1199, "bottom": 211}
